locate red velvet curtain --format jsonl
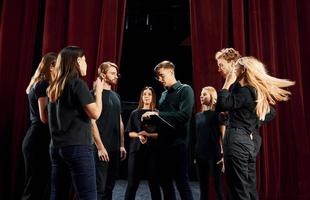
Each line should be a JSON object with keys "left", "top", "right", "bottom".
{"left": 0, "top": 0, "right": 126, "bottom": 199}
{"left": 190, "top": 0, "right": 310, "bottom": 199}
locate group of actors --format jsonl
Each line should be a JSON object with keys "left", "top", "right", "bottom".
{"left": 21, "top": 46, "right": 295, "bottom": 200}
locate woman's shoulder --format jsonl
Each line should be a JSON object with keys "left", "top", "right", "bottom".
{"left": 33, "top": 80, "right": 49, "bottom": 96}
{"left": 131, "top": 108, "right": 140, "bottom": 114}
{"left": 68, "top": 77, "right": 89, "bottom": 90}
{"left": 237, "top": 85, "right": 255, "bottom": 94}
{"left": 68, "top": 77, "right": 84, "bottom": 85}
{"left": 34, "top": 80, "right": 49, "bottom": 89}
{"left": 240, "top": 85, "right": 257, "bottom": 99}
{"left": 196, "top": 110, "right": 216, "bottom": 117}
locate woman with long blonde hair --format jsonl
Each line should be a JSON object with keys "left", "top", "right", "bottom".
{"left": 46, "top": 46, "right": 104, "bottom": 200}
{"left": 217, "top": 56, "right": 295, "bottom": 200}
{"left": 22, "top": 52, "right": 56, "bottom": 200}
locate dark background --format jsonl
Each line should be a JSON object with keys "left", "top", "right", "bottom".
{"left": 119, "top": 0, "right": 195, "bottom": 181}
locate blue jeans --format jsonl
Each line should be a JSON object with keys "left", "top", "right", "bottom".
{"left": 50, "top": 145, "right": 97, "bottom": 200}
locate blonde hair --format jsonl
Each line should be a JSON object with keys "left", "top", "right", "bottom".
{"left": 236, "top": 56, "right": 295, "bottom": 120}
{"left": 26, "top": 52, "right": 56, "bottom": 94}
{"left": 201, "top": 86, "right": 217, "bottom": 112}
{"left": 47, "top": 46, "right": 84, "bottom": 102}
{"left": 215, "top": 48, "right": 241, "bottom": 62}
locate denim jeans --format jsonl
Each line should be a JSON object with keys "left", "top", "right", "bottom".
{"left": 50, "top": 145, "right": 97, "bottom": 200}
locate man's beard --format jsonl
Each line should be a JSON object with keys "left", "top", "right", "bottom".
{"left": 106, "top": 78, "right": 118, "bottom": 86}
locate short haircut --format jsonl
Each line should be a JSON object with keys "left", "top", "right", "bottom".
{"left": 98, "top": 61, "right": 119, "bottom": 75}
{"left": 215, "top": 48, "right": 241, "bottom": 62}
{"left": 154, "top": 60, "right": 175, "bottom": 73}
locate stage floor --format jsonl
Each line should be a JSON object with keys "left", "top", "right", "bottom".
{"left": 113, "top": 180, "right": 200, "bottom": 199}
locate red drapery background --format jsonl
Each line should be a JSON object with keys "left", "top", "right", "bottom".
{"left": 190, "top": 0, "right": 310, "bottom": 199}
{"left": 1, "top": 0, "right": 310, "bottom": 199}
{"left": 0, "top": 0, "right": 126, "bottom": 199}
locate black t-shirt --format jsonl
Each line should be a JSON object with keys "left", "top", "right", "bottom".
{"left": 195, "top": 110, "right": 221, "bottom": 160}
{"left": 48, "top": 78, "right": 94, "bottom": 147}
{"left": 126, "top": 109, "right": 159, "bottom": 153}
{"left": 28, "top": 80, "right": 49, "bottom": 124}
{"left": 95, "top": 89, "right": 121, "bottom": 151}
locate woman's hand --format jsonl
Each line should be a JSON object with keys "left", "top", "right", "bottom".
{"left": 141, "top": 111, "right": 159, "bottom": 121}
{"left": 139, "top": 130, "right": 149, "bottom": 137}
{"left": 138, "top": 134, "right": 148, "bottom": 144}
{"left": 93, "top": 77, "right": 104, "bottom": 94}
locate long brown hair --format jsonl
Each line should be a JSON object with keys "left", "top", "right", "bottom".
{"left": 26, "top": 52, "right": 57, "bottom": 94}
{"left": 137, "top": 86, "right": 156, "bottom": 110}
{"left": 47, "top": 46, "right": 84, "bottom": 102}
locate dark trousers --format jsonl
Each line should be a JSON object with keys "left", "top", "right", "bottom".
{"left": 125, "top": 147, "right": 161, "bottom": 200}
{"left": 21, "top": 123, "right": 50, "bottom": 200}
{"left": 94, "top": 148, "right": 120, "bottom": 200}
{"left": 248, "top": 132, "right": 261, "bottom": 200}
{"left": 196, "top": 157, "right": 225, "bottom": 200}
{"left": 50, "top": 145, "right": 97, "bottom": 200}
{"left": 224, "top": 128, "right": 255, "bottom": 200}
{"left": 159, "top": 143, "right": 193, "bottom": 200}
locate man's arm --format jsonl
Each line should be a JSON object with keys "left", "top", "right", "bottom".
{"left": 91, "top": 120, "right": 109, "bottom": 161}
{"left": 120, "top": 115, "right": 127, "bottom": 160}
{"left": 159, "top": 85, "right": 195, "bottom": 125}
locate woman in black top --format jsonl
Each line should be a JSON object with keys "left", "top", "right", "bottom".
{"left": 125, "top": 86, "right": 161, "bottom": 200}
{"left": 195, "top": 86, "right": 225, "bottom": 200}
{"left": 22, "top": 52, "right": 56, "bottom": 200}
{"left": 46, "top": 46, "right": 104, "bottom": 200}
{"left": 217, "top": 56, "right": 295, "bottom": 200}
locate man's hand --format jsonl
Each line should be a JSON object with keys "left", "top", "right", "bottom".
{"left": 120, "top": 146, "right": 127, "bottom": 161}
{"left": 98, "top": 147, "right": 109, "bottom": 162}
{"left": 141, "top": 111, "right": 159, "bottom": 121}
{"left": 216, "top": 157, "right": 225, "bottom": 173}
{"left": 223, "top": 67, "right": 237, "bottom": 89}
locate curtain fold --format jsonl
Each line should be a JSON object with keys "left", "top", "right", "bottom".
{"left": 190, "top": 0, "right": 310, "bottom": 199}
{"left": 190, "top": 0, "right": 229, "bottom": 108}
{"left": 0, "top": 1, "right": 40, "bottom": 198}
